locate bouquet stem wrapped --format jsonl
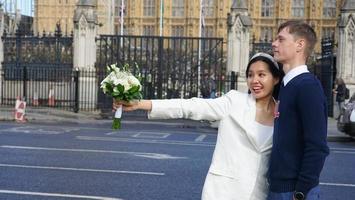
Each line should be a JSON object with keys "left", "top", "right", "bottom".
{"left": 112, "top": 105, "right": 122, "bottom": 129}
{"left": 100, "top": 63, "right": 142, "bottom": 130}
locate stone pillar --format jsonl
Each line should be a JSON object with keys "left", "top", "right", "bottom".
{"left": 226, "top": 0, "right": 252, "bottom": 92}
{"left": 73, "top": 0, "right": 97, "bottom": 70}
{"left": 337, "top": 0, "right": 355, "bottom": 95}
{"left": 73, "top": 0, "right": 98, "bottom": 109}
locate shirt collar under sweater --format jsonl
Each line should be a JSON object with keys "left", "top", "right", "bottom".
{"left": 283, "top": 65, "right": 309, "bottom": 86}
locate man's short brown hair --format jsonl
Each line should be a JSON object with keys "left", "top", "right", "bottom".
{"left": 277, "top": 20, "right": 317, "bottom": 59}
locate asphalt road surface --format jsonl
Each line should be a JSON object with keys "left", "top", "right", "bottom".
{"left": 0, "top": 121, "right": 354, "bottom": 200}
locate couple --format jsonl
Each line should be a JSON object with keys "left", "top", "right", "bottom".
{"left": 115, "top": 20, "right": 329, "bottom": 200}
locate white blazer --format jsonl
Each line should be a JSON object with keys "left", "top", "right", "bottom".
{"left": 148, "top": 90, "right": 273, "bottom": 200}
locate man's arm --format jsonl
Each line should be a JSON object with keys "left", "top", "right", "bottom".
{"left": 295, "top": 81, "right": 330, "bottom": 195}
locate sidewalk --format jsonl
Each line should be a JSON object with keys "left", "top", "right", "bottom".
{"left": 0, "top": 106, "right": 212, "bottom": 129}
{"left": 0, "top": 106, "right": 351, "bottom": 140}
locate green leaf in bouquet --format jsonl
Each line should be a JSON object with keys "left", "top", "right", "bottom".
{"left": 128, "top": 85, "right": 139, "bottom": 94}
{"left": 117, "top": 84, "right": 125, "bottom": 93}
{"left": 105, "top": 84, "right": 113, "bottom": 94}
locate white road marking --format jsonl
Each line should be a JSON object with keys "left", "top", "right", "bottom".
{"left": 76, "top": 136, "right": 215, "bottom": 147}
{"left": 0, "top": 189, "right": 122, "bottom": 200}
{"left": 320, "top": 182, "right": 355, "bottom": 187}
{"left": 0, "top": 126, "right": 80, "bottom": 135}
{"left": 332, "top": 151, "right": 355, "bottom": 154}
{"left": 195, "top": 134, "right": 207, "bottom": 142}
{"left": 133, "top": 132, "right": 170, "bottom": 139}
{"left": 0, "top": 163, "right": 164, "bottom": 176}
{"left": 330, "top": 147, "right": 355, "bottom": 151}
{"left": 330, "top": 147, "right": 355, "bottom": 154}
{"left": 0, "top": 145, "right": 186, "bottom": 160}
{"left": 105, "top": 131, "right": 119, "bottom": 135}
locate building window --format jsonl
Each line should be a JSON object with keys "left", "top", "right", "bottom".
{"left": 261, "top": 0, "right": 274, "bottom": 17}
{"left": 292, "top": 0, "right": 304, "bottom": 17}
{"left": 260, "top": 27, "right": 273, "bottom": 42}
{"left": 322, "top": 27, "right": 335, "bottom": 38}
{"left": 143, "top": 25, "right": 155, "bottom": 36}
{"left": 203, "top": 0, "right": 214, "bottom": 17}
{"left": 323, "top": 0, "right": 336, "bottom": 18}
{"left": 143, "top": 0, "right": 155, "bottom": 17}
{"left": 172, "top": 0, "right": 185, "bottom": 17}
{"left": 171, "top": 25, "right": 184, "bottom": 37}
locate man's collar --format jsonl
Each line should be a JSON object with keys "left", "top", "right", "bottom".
{"left": 283, "top": 65, "right": 309, "bottom": 86}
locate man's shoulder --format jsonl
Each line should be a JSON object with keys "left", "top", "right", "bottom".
{"left": 291, "top": 73, "right": 320, "bottom": 87}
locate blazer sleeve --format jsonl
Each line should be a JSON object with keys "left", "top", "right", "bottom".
{"left": 148, "top": 90, "right": 238, "bottom": 121}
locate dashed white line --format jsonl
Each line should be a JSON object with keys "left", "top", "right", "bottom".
{"left": 133, "top": 132, "right": 170, "bottom": 139}
{"left": 330, "top": 147, "right": 355, "bottom": 151}
{"left": 0, "top": 163, "right": 165, "bottom": 176}
{"left": 332, "top": 151, "right": 355, "bottom": 154}
{"left": 195, "top": 134, "right": 207, "bottom": 142}
{"left": 0, "top": 145, "right": 186, "bottom": 160}
{"left": 0, "top": 189, "right": 123, "bottom": 200}
{"left": 76, "top": 136, "right": 215, "bottom": 147}
{"left": 320, "top": 182, "right": 355, "bottom": 187}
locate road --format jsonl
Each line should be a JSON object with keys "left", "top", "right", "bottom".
{"left": 0, "top": 121, "right": 354, "bottom": 200}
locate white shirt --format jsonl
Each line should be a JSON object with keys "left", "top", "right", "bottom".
{"left": 251, "top": 121, "right": 273, "bottom": 148}
{"left": 283, "top": 65, "right": 309, "bottom": 86}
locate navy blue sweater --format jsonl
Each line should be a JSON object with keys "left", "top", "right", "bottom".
{"left": 268, "top": 73, "right": 329, "bottom": 195}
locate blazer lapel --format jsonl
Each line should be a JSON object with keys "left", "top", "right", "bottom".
{"left": 230, "top": 94, "right": 260, "bottom": 151}
{"left": 259, "top": 135, "right": 273, "bottom": 153}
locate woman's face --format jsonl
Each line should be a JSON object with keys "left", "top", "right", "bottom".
{"left": 247, "top": 61, "right": 279, "bottom": 100}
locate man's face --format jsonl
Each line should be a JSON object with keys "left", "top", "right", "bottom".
{"left": 272, "top": 27, "right": 298, "bottom": 64}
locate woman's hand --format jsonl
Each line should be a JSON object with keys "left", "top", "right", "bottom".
{"left": 113, "top": 99, "right": 152, "bottom": 112}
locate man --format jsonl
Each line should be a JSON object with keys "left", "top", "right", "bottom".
{"left": 267, "top": 20, "right": 329, "bottom": 200}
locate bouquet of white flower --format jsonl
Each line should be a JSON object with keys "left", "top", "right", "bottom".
{"left": 100, "top": 63, "right": 142, "bottom": 129}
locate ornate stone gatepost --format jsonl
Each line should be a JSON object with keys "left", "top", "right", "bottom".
{"left": 226, "top": 0, "right": 252, "bottom": 92}
{"left": 73, "top": 0, "right": 98, "bottom": 109}
{"left": 337, "top": 0, "right": 355, "bottom": 94}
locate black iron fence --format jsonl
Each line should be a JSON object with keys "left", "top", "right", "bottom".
{"left": 0, "top": 67, "right": 238, "bottom": 113}
{"left": 2, "top": 29, "right": 73, "bottom": 75}
{"left": 1, "top": 67, "right": 79, "bottom": 112}
{"left": 96, "top": 35, "right": 226, "bottom": 112}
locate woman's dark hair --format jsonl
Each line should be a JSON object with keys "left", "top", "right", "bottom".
{"left": 245, "top": 56, "right": 284, "bottom": 99}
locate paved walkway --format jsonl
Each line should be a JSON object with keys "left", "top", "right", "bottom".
{"left": 0, "top": 106, "right": 351, "bottom": 140}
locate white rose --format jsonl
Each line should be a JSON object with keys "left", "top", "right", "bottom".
{"left": 127, "top": 75, "right": 141, "bottom": 90}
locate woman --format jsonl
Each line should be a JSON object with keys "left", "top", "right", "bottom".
{"left": 333, "top": 78, "right": 346, "bottom": 119}
{"left": 115, "top": 53, "right": 284, "bottom": 200}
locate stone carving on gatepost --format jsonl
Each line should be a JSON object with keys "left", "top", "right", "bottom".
{"left": 73, "top": 0, "right": 98, "bottom": 109}
{"left": 337, "top": 0, "right": 355, "bottom": 95}
{"left": 226, "top": 0, "right": 252, "bottom": 92}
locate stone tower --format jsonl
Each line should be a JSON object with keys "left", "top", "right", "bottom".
{"left": 73, "top": 0, "right": 98, "bottom": 69}
{"left": 337, "top": 0, "right": 355, "bottom": 92}
{"left": 226, "top": 0, "right": 252, "bottom": 91}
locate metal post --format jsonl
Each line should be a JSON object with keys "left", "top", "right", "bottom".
{"left": 231, "top": 71, "right": 236, "bottom": 90}
{"left": 23, "top": 65, "right": 27, "bottom": 99}
{"left": 157, "top": 37, "right": 163, "bottom": 98}
{"left": 73, "top": 69, "right": 79, "bottom": 113}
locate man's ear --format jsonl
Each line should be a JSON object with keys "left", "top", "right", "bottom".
{"left": 296, "top": 39, "right": 306, "bottom": 53}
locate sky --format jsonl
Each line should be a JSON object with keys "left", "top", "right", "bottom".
{"left": 1, "top": 0, "right": 33, "bottom": 16}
